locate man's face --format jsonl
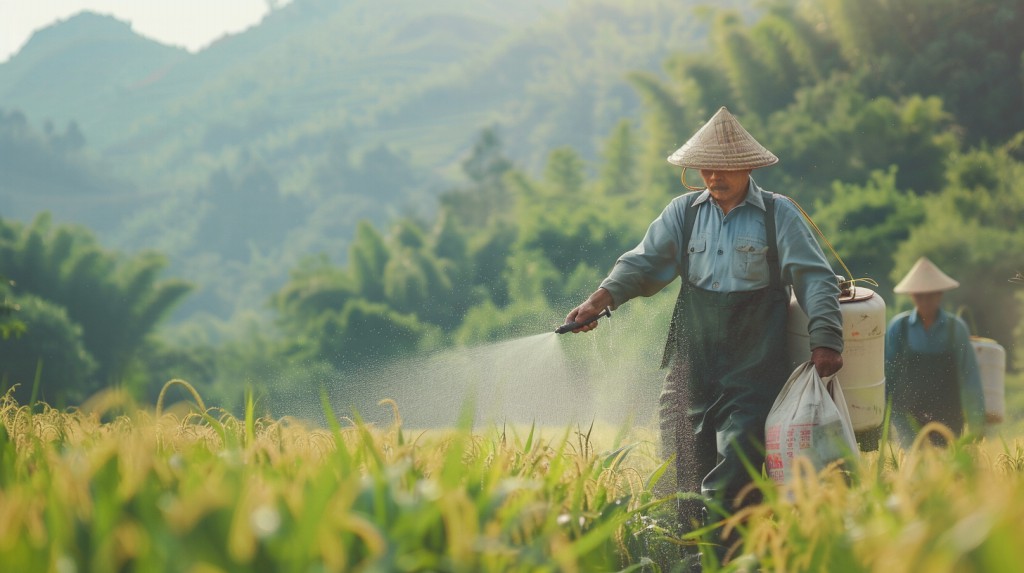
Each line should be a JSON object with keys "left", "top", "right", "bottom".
{"left": 699, "top": 168, "right": 751, "bottom": 198}
{"left": 910, "top": 291, "right": 944, "bottom": 316}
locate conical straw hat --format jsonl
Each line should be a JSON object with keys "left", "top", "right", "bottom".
{"left": 893, "top": 257, "right": 960, "bottom": 293}
{"left": 667, "top": 106, "right": 779, "bottom": 170}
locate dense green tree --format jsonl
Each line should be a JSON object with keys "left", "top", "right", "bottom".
{"left": 598, "top": 119, "right": 638, "bottom": 197}
{"left": 711, "top": 11, "right": 790, "bottom": 116}
{"left": 760, "top": 89, "right": 959, "bottom": 201}
{"left": 808, "top": 0, "right": 1024, "bottom": 144}
{"left": 383, "top": 221, "right": 454, "bottom": 325}
{"left": 811, "top": 168, "right": 925, "bottom": 303}
{"left": 348, "top": 221, "right": 390, "bottom": 303}
{"left": 272, "top": 254, "right": 356, "bottom": 332}
{"left": 0, "top": 214, "right": 192, "bottom": 389}
{"left": 0, "top": 294, "right": 98, "bottom": 405}
{"left": 626, "top": 69, "right": 693, "bottom": 202}
{"left": 196, "top": 164, "right": 310, "bottom": 262}
{"left": 310, "top": 299, "right": 439, "bottom": 371}
{"left": 542, "top": 147, "right": 586, "bottom": 198}
{"left": 627, "top": 0, "right": 1017, "bottom": 200}
{"left": 467, "top": 223, "right": 517, "bottom": 308}
{"left": 0, "top": 276, "right": 24, "bottom": 340}
{"left": 440, "top": 127, "right": 516, "bottom": 230}
{"left": 503, "top": 249, "right": 562, "bottom": 307}
{"left": 750, "top": 4, "right": 832, "bottom": 85}
{"left": 455, "top": 298, "right": 555, "bottom": 345}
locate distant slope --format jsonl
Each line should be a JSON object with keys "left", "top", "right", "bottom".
{"left": 0, "top": 12, "right": 189, "bottom": 142}
{"left": 0, "top": 108, "right": 143, "bottom": 232}
{"left": 0, "top": 0, "right": 749, "bottom": 185}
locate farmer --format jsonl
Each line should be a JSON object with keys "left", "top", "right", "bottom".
{"left": 564, "top": 107, "right": 843, "bottom": 566}
{"left": 885, "top": 257, "right": 984, "bottom": 448}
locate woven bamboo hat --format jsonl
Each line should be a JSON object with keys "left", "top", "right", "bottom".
{"left": 667, "top": 106, "right": 779, "bottom": 170}
{"left": 893, "top": 257, "right": 960, "bottom": 294}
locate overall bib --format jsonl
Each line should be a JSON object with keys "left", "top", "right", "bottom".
{"left": 659, "top": 191, "right": 791, "bottom": 534}
{"left": 889, "top": 318, "right": 962, "bottom": 446}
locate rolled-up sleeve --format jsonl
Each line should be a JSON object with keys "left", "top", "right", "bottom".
{"left": 774, "top": 198, "right": 844, "bottom": 353}
{"left": 599, "top": 197, "right": 686, "bottom": 308}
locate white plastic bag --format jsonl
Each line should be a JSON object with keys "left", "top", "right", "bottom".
{"left": 765, "top": 361, "right": 858, "bottom": 485}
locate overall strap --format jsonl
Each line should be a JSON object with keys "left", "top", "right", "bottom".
{"left": 661, "top": 192, "right": 701, "bottom": 368}
{"left": 762, "top": 190, "right": 782, "bottom": 292}
{"left": 681, "top": 192, "right": 700, "bottom": 279}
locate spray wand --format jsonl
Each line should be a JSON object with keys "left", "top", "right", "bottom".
{"left": 554, "top": 307, "right": 611, "bottom": 334}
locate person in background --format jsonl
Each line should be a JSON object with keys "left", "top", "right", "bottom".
{"left": 563, "top": 107, "right": 844, "bottom": 569}
{"left": 885, "top": 256, "right": 985, "bottom": 448}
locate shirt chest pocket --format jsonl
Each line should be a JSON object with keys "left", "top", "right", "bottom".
{"left": 732, "top": 237, "right": 769, "bottom": 281}
{"left": 685, "top": 233, "right": 710, "bottom": 283}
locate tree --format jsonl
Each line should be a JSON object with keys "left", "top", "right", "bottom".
{"left": 348, "top": 221, "right": 390, "bottom": 303}
{"left": 272, "top": 254, "right": 356, "bottom": 331}
{"left": 812, "top": 168, "right": 925, "bottom": 304}
{"left": 0, "top": 276, "right": 25, "bottom": 341}
{"left": 0, "top": 294, "right": 98, "bottom": 405}
{"left": 599, "top": 119, "right": 637, "bottom": 197}
{"left": 710, "top": 11, "right": 791, "bottom": 116}
{"left": 0, "top": 214, "right": 192, "bottom": 389}
{"left": 626, "top": 70, "right": 693, "bottom": 202}
{"left": 440, "top": 127, "right": 516, "bottom": 229}
{"left": 760, "top": 90, "right": 959, "bottom": 201}
{"left": 310, "top": 299, "right": 437, "bottom": 371}
{"left": 810, "top": 0, "right": 1024, "bottom": 144}
{"left": 196, "top": 164, "right": 309, "bottom": 262}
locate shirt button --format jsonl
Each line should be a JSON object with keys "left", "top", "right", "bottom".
{"left": 712, "top": 281, "right": 720, "bottom": 289}
{"left": 717, "top": 249, "right": 724, "bottom": 255}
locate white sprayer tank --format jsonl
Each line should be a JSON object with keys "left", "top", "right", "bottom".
{"left": 970, "top": 336, "right": 1005, "bottom": 424}
{"left": 787, "top": 283, "right": 886, "bottom": 432}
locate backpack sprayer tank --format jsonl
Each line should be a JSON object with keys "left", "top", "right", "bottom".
{"left": 787, "top": 277, "right": 886, "bottom": 435}
{"left": 970, "top": 335, "right": 1006, "bottom": 424}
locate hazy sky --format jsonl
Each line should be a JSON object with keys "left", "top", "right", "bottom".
{"left": 0, "top": 1, "right": 283, "bottom": 63}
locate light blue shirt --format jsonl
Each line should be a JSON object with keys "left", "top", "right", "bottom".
{"left": 599, "top": 179, "right": 844, "bottom": 353}
{"left": 884, "top": 308, "right": 985, "bottom": 428}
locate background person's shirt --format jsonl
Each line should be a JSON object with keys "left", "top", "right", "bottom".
{"left": 884, "top": 308, "right": 986, "bottom": 429}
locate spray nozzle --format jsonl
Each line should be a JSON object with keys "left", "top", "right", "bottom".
{"left": 555, "top": 307, "right": 611, "bottom": 334}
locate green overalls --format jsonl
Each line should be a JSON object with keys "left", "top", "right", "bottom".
{"left": 888, "top": 318, "right": 963, "bottom": 447}
{"left": 659, "top": 190, "right": 791, "bottom": 533}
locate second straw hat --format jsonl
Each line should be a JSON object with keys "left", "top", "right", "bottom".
{"left": 893, "top": 257, "right": 961, "bottom": 293}
{"left": 667, "top": 106, "right": 779, "bottom": 170}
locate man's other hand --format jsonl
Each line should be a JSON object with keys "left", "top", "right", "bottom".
{"left": 811, "top": 347, "right": 843, "bottom": 378}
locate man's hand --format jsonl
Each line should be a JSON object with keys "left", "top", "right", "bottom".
{"left": 811, "top": 347, "right": 843, "bottom": 378}
{"left": 564, "top": 288, "right": 615, "bottom": 333}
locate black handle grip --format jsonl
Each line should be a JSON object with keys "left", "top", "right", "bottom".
{"left": 555, "top": 308, "right": 611, "bottom": 334}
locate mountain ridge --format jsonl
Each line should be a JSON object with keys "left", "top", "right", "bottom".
{"left": 0, "top": 0, "right": 748, "bottom": 320}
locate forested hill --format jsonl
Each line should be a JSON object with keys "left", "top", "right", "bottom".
{"left": 0, "top": 0, "right": 748, "bottom": 320}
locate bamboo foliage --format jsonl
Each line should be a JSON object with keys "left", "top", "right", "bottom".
{"left": 0, "top": 216, "right": 191, "bottom": 399}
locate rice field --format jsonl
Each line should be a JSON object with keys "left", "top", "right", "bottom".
{"left": 2, "top": 379, "right": 1024, "bottom": 573}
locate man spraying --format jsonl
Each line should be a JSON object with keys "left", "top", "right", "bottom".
{"left": 564, "top": 107, "right": 844, "bottom": 566}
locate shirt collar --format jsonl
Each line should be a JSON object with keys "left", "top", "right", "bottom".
{"left": 691, "top": 178, "right": 765, "bottom": 211}
{"left": 909, "top": 308, "right": 948, "bottom": 326}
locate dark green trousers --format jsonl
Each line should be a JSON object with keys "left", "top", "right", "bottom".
{"left": 660, "top": 284, "right": 790, "bottom": 549}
